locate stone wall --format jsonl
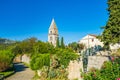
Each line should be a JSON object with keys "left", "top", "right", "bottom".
{"left": 14, "top": 54, "right": 30, "bottom": 64}
{"left": 13, "top": 55, "right": 22, "bottom": 63}
{"left": 21, "top": 54, "right": 30, "bottom": 64}
{"left": 87, "top": 56, "right": 109, "bottom": 71}
{"left": 68, "top": 60, "right": 83, "bottom": 80}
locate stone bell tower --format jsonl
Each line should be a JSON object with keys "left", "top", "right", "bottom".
{"left": 48, "top": 18, "right": 59, "bottom": 46}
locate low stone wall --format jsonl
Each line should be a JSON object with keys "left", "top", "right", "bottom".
{"left": 87, "top": 56, "right": 109, "bottom": 71}
{"left": 14, "top": 54, "right": 30, "bottom": 64}
{"left": 68, "top": 60, "right": 83, "bottom": 80}
{"left": 13, "top": 55, "right": 21, "bottom": 63}
{"left": 21, "top": 54, "right": 30, "bottom": 64}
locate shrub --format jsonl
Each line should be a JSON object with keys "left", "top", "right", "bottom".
{"left": 56, "top": 49, "right": 79, "bottom": 68}
{"left": 30, "top": 53, "right": 50, "bottom": 70}
{"left": 0, "top": 50, "right": 14, "bottom": 72}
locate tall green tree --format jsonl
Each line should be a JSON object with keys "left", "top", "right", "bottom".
{"left": 68, "top": 42, "right": 84, "bottom": 52}
{"left": 56, "top": 37, "right": 60, "bottom": 48}
{"left": 101, "top": 0, "right": 120, "bottom": 49}
{"left": 61, "top": 37, "right": 65, "bottom": 48}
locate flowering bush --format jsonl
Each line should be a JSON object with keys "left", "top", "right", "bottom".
{"left": 83, "top": 57, "right": 120, "bottom": 80}
{"left": 117, "top": 78, "right": 120, "bottom": 80}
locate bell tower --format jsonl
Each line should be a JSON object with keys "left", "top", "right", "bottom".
{"left": 48, "top": 18, "right": 58, "bottom": 46}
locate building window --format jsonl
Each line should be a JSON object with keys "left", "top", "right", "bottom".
{"left": 92, "top": 39, "right": 94, "bottom": 42}
{"left": 50, "top": 31, "right": 52, "bottom": 34}
{"left": 50, "top": 37, "right": 52, "bottom": 41}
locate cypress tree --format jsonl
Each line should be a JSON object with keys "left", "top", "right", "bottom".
{"left": 61, "top": 37, "right": 65, "bottom": 49}
{"left": 56, "top": 37, "right": 60, "bottom": 48}
{"left": 101, "top": 0, "right": 120, "bottom": 48}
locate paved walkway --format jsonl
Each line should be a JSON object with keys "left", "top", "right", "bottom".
{"left": 5, "top": 63, "right": 34, "bottom": 80}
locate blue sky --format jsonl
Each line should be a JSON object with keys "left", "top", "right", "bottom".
{"left": 0, "top": 0, "right": 108, "bottom": 44}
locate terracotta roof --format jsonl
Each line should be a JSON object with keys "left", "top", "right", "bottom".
{"left": 88, "top": 34, "right": 97, "bottom": 37}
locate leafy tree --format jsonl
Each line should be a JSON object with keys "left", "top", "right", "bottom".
{"left": 56, "top": 37, "right": 60, "bottom": 48}
{"left": 68, "top": 42, "right": 84, "bottom": 52}
{"left": 61, "top": 37, "right": 65, "bottom": 49}
{"left": 12, "top": 37, "right": 37, "bottom": 55}
{"left": 101, "top": 0, "right": 120, "bottom": 49}
{"left": 68, "top": 42, "right": 78, "bottom": 52}
{"left": 33, "top": 41, "right": 54, "bottom": 54}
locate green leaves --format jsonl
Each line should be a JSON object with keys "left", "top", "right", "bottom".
{"left": 55, "top": 49, "right": 79, "bottom": 68}
{"left": 101, "top": 0, "right": 120, "bottom": 48}
{"left": 30, "top": 53, "right": 50, "bottom": 70}
{"left": 61, "top": 37, "right": 65, "bottom": 49}
{"left": 0, "top": 50, "right": 14, "bottom": 72}
{"left": 68, "top": 42, "right": 85, "bottom": 52}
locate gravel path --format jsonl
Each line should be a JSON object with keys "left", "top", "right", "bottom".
{"left": 5, "top": 63, "right": 34, "bottom": 80}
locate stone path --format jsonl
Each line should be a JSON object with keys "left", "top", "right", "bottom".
{"left": 5, "top": 63, "right": 34, "bottom": 80}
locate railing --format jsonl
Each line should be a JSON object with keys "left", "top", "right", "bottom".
{"left": 0, "top": 74, "right": 4, "bottom": 80}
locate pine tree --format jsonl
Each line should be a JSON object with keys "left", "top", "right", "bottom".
{"left": 61, "top": 37, "right": 65, "bottom": 49}
{"left": 101, "top": 0, "right": 120, "bottom": 49}
{"left": 56, "top": 37, "right": 60, "bottom": 48}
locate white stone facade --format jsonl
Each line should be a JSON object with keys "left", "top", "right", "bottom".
{"left": 79, "top": 34, "right": 104, "bottom": 50}
{"left": 79, "top": 34, "right": 120, "bottom": 51}
{"left": 48, "top": 19, "right": 58, "bottom": 46}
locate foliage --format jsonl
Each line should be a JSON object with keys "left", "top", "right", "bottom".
{"left": 30, "top": 53, "right": 50, "bottom": 70}
{"left": 68, "top": 42, "right": 85, "bottom": 53}
{"left": 56, "top": 37, "right": 60, "bottom": 48}
{"left": 0, "top": 70, "right": 14, "bottom": 77}
{"left": 83, "top": 57, "right": 120, "bottom": 80}
{"left": 30, "top": 45, "right": 78, "bottom": 79}
{"left": 61, "top": 37, "right": 65, "bottom": 49}
{"left": 48, "top": 67, "right": 68, "bottom": 80}
{"left": 55, "top": 49, "right": 79, "bottom": 68}
{"left": 39, "top": 62, "right": 68, "bottom": 80}
{"left": 0, "top": 50, "right": 14, "bottom": 72}
{"left": 101, "top": 0, "right": 120, "bottom": 48}
{"left": 12, "top": 38, "right": 37, "bottom": 55}
{"left": 112, "top": 48, "right": 120, "bottom": 56}
{"left": 0, "top": 37, "right": 78, "bottom": 79}
{"left": 33, "top": 41, "right": 54, "bottom": 54}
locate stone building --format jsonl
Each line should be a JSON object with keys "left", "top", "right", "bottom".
{"left": 79, "top": 34, "right": 120, "bottom": 52}
{"left": 48, "top": 18, "right": 59, "bottom": 46}
{"left": 79, "top": 34, "right": 104, "bottom": 49}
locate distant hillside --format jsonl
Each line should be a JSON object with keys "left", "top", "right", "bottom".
{"left": 0, "top": 38, "right": 15, "bottom": 44}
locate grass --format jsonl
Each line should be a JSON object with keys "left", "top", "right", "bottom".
{"left": 0, "top": 66, "right": 15, "bottom": 79}
{"left": 32, "top": 71, "right": 40, "bottom": 80}
{"left": 0, "top": 71, "right": 14, "bottom": 77}
{"left": 22, "top": 62, "right": 30, "bottom": 67}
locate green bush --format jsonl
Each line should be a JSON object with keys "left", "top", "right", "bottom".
{"left": 30, "top": 53, "right": 50, "bottom": 70}
{"left": 56, "top": 49, "right": 79, "bottom": 68}
{"left": 0, "top": 50, "right": 14, "bottom": 72}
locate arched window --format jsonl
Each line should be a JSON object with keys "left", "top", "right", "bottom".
{"left": 92, "top": 39, "right": 94, "bottom": 42}
{"left": 50, "top": 31, "right": 52, "bottom": 34}
{"left": 50, "top": 37, "right": 52, "bottom": 41}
